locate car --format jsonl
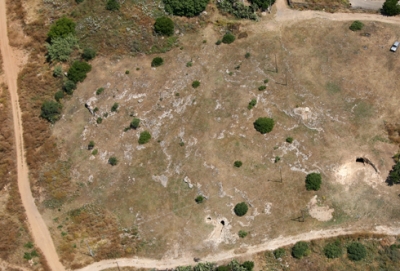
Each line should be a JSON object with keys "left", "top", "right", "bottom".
{"left": 390, "top": 41, "right": 400, "bottom": 52}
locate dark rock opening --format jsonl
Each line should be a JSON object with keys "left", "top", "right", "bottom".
{"left": 220, "top": 220, "right": 225, "bottom": 226}
{"left": 356, "top": 157, "right": 364, "bottom": 163}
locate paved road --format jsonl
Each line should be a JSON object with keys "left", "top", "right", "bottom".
{"left": 350, "top": 0, "right": 384, "bottom": 10}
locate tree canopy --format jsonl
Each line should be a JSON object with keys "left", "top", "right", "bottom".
{"left": 154, "top": 17, "right": 174, "bottom": 36}
{"left": 47, "top": 17, "right": 76, "bottom": 41}
{"left": 253, "top": 117, "right": 274, "bottom": 134}
{"left": 162, "top": 0, "right": 209, "bottom": 17}
{"left": 382, "top": 0, "right": 400, "bottom": 16}
{"left": 234, "top": 202, "right": 248, "bottom": 216}
{"left": 250, "top": 0, "right": 276, "bottom": 10}
{"left": 67, "top": 61, "right": 92, "bottom": 83}
{"left": 40, "top": 101, "right": 62, "bottom": 123}
{"left": 347, "top": 242, "right": 367, "bottom": 261}
{"left": 389, "top": 160, "right": 400, "bottom": 184}
{"left": 305, "top": 172, "right": 322, "bottom": 191}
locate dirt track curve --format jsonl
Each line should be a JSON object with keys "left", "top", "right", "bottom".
{"left": 1, "top": 0, "right": 400, "bottom": 270}
{"left": 0, "top": 1, "right": 65, "bottom": 271}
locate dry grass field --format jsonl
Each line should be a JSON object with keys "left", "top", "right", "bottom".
{"left": 34, "top": 16, "right": 400, "bottom": 268}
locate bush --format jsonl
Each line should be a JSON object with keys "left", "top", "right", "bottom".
{"left": 88, "top": 141, "right": 95, "bottom": 150}
{"left": 258, "top": 85, "right": 266, "bottom": 91}
{"left": 347, "top": 242, "right": 367, "bottom": 261}
{"left": 151, "top": 57, "right": 164, "bottom": 67}
{"left": 389, "top": 160, "right": 400, "bottom": 184}
{"left": 76, "top": 0, "right": 84, "bottom": 3}
{"left": 241, "top": 261, "right": 254, "bottom": 271}
{"left": 67, "top": 61, "right": 92, "bottom": 83}
{"left": 234, "top": 202, "right": 248, "bottom": 216}
{"left": 96, "top": 87, "right": 104, "bottom": 95}
{"left": 154, "top": 17, "right": 174, "bottom": 36}
{"left": 248, "top": 99, "right": 257, "bottom": 110}
{"left": 324, "top": 241, "right": 342, "bottom": 259}
{"left": 139, "top": 131, "right": 151, "bottom": 144}
{"left": 63, "top": 80, "right": 76, "bottom": 95}
{"left": 349, "top": 20, "right": 364, "bottom": 31}
{"left": 253, "top": 117, "right": 274, "bottom": 134}
{"left": 46, "top": 34, "right": 78, "bottom": 62}
{"left": 53, "top": 66, "right": 62, "bottom": 77}
{"left": 40, "top": 101, "right": 62, "bottom": 123}
{"left": 286, "top": 137, "right": 293, "bottom": 143}
{"left": 264, "top": 79, "right": 269, "bottom": 83}
{"left": 245, "top": 52, "right": 251, "bottom": 58}
{"left": 216, "top": 40, "right": 222, "bottom": 45}
{"left": 292, "top": 241, "right": 310, "bottom": 259}
{"left": 217, "top": 0, "right": 258, "bottom": 20}
{"left": 216, "top": 266, "right": 229, "bottom": 271}
{"left": 92, "top": 149, "right": 98, "bottom": 155}
{"left": 250, "top": 0, "right": 276, "bottom": 10}
{"left": 82, "top": 48, "right": 96, "bottom": 60}
{"left": 111, "top": 103, "right": 119, "bottom": 112}
{"left": 238, "top": 230, "right": 248, "bottom": 238}
{"left": 54, "top": 90, "right": 64, "bottom": 102}
{"left": 96, "top": 117, "right": 102, "bottom": 124}
{"left": 383, "top": 0, "right": 400, "bottom": 16}
{"left": 130, "top": 118, "right": 140, "bottom": 129}
{"left": 234, "top": 161, "right": 242, "bottom": 168}
{"left": 47, "top": 17, "right": 76, "bottom": 41}
{"left": 108, "top": 156, "right": 118, "bottom": 166}
{"left": 192, "top": 80, "right": 200, "bottom": 88}
{"left": 305, "top": 172, "right": 322, "bottom": 191}
{"left": 274, "top": 248, "right": 285, "bottom": 259}
{"left": 162, "top": 0, "right": 209, "bottom": 17}
{"left": 195, "top": 195, "right": 204, "bottom": 203}
{"left": 222, "top": 33, "right": 235, "bottom": 44}
{"left": 106, "top": 0, "right": 120, "bottom": 11}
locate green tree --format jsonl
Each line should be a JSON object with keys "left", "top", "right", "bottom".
{"left": 250, "top": 0, "right": 276, "bottom": 10}
{"left": 253, "top": 117, "right": 274, "bottom": 134}
{"left": 389, "top": 160, "right": 400, "bottom": 184}
{"left": 163, "top": 0, "right": 209, "bottom": 17}
{"left": 47, "top": 17, "right": 76, "bottom": 41}
{"left": 67, "top": 61, "right": 92, "bottom": 83}
{"left": 222, "top": 33, "right": 235, "bottom": 44}
{"left": 106, "top": 0, "right": 120, "bottom": 11}
{"left": 273, "top": 248, "right": 285, "bottom": 259}
{"left": 138, "top": 131, "right": 151, "bottom": 144}
{"left": 151, "top": 57, "right": 164, "bottom": 67}
{"left": 382, "top": 0, "right": 400, "bottom": 16}
{"left": 234, "top": 202, "right": 248, "bottom": 216}
{"left": 347, "top": 242, "right": 367, "bottom": 261}
{"left": 292, "top": 241, "right": 310, "bottom": 259}
{"left": 349, "top": 21, "right": 364, "bottom": 31}
{"left": 40, "top": 100, "right": 62, "bottom": 123}
{"left": 63, "top": 80, "right": 76, "bottom": 95}
{"left": 46, "top": 34, "right": 78, "bottom": 62}
{"left": 154, "top": 17, "right": 174, "bottom": 36}
{"left": 193, "top": 262, "right": 215, "bottom": 271}
{"left": 324, "top": 241, "right": 343, "bottom": 259}
{"left": 130, "top": 118, "right": 140, "bottom": 129}
{"left": 82, "top": 48, "right": 96, "bottom": 60}
{"left": 241, "top": 261, "right": 254, "bottom": 271}
{"left": 305, "top": 172, "right": 322, "bottom": 191}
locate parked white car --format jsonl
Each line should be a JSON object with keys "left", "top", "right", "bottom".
{"left": 390, "top": 41, "right": 400, "bottom": 52}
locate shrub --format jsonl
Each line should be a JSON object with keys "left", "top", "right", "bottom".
{"left": 248, "top": 99, "right": 257, "bottom": 110}
{"left": 139, "top": 131, "right": 151, "bottom": 144}
{"left": 192, "top": 80, "right": 200, "bottom": 88}
{"left": 274, "top": 156, "right": 280, "bottom": 163}
{"left": 67, "top": 61, "right": 92, "bottom": 83}
{"left": 130, "top": 118, "right": 141, "bottom": 129}
{"left": 238, "top": 230, "right": 248, "bottom": 238}
{"left": 108, "top": 156, "right": 118, "bottom": 166}
{"left": 250, "top": 0, "right": 276, "bottom": 10}
{"left": 253, "top": 117, "right": 274, "bottom": 134}
{"left": 324, "top": 241, "right": 342, "bottom": 259}
{"left": 195, "top": 195, "right": 204, "bottom": 203}
{"left": 88, "top": 141, "right": 95, "bottom": 150}
{"left": 274, "top": 248, "right": 285, "bottom": 259}
{"left": 349, "top": 20, "right": 364, "bottom": 31}
{"left": 292, "top": 241, "right": 310, "bottom": 259}
{"left": 47, "top": 17, "right": 76, "bottom": 41}
{"left": 217, "top": 0, "right": 258, "bottom": 20}
{"left": 216, "top": 40, "right": 222, "bottom": 45}
{"left": 162, "top": 0, "right": 209, "bottom": 17}
{"left": 46, "top": 34, "right": 78, "bottom": 62}
{"left": 23, "top": 252, "right": 32, "bottom": 260}
{"left": 383, "top": 0, "right": 400, "bottom": 16}
{"left": 286, "top": 137, "right": 293, "bottom": 143}
{"left": 76, "top": 0, "right": 84, "bottom": 3}
{"left": 24, "top": 242, "right": 34, "bottom": 249}
{"left": 234, "top": 202, "right": 248, "bottom": 216}
{"left": 111, "top": 103, "right": 119, "bottom": 112}
{"left": 305, "top": 172, "right": 322, "bottom": 191}
{"left": 63, "top": 80, "right": 76, "bottom": 95}
{"left": 258, "top": 85, "right": 266, "bottom": 91}
{"left": 389, "top": 160, "right": 400, "bottom": 184}
{"left": 106, "top": 0, "right": 120, "bottom": 11}
{"left": 154, "top": 17, "right": 174, "bottom": 36}
{"left": 245, "top": 52, "right": 251, "bottom": 58}
{"left": 125, "top": 70, "right": 130, "bottom": 74}
{"left": 82, "top": 48, "right": 96, "bottom": 60}
{"left": 54, "top": 90, "right": 64, "bottom": 102}
{"left": 92, "top": 149, "right": 98, "bottom": 155}
{"left": 40, "top": 100, "right": 62, "bottom": 123}
{"left": 96, "top": 117, "right": 102, "bottom": 124}
{"left": 216, "top": 266, "right": 229, "bottom": 271}
{"left": 151, "top": 57, "right": 164, "bottom": 67}
{"left": 53, "top": 66, "right": 62, "bottom": 77}
{"left": 234, "top": 161, "right": 242, "bottom": 168}
{"left": 96, "top": 87, "right": 104, "bottom": 95}
{"left": 264, "top": 79, "right": 269, "bottom": 83}
{"left": 241, "top": 261, "right": 254, "bottom": 271}
{"left": 347, "top": 242, "right": 367, "bottom": 261}
{"left": 222, "top": 33, "right": 235, "bottom": 44}
{"left": 186, "top": 61, "right": 192, "bottom": 67}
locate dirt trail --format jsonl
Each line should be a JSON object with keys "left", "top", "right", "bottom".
{"left": 0, "top": 1, "right": 65, "bottom": 271}
{"left": 1, "top": 0, "right": 400, "bottom": 270}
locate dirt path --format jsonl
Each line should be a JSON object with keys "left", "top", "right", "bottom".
{"left": 0, "top": 1, "right": 65, "bottom": 271}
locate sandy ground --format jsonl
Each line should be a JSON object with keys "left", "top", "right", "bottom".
{"left": 0, "top": 1, "right": 65, "bottom": 271}
{"left": 2, "top": 0, "right": 400, "bottom": 270}
{"left": 0, "top": 259, "right": 31, "bottom": 271}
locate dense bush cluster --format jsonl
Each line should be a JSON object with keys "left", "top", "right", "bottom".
{"left": 347, "top": 242, "right": 367, "bottom": 261}
{"left": 162, "top": 0, "right": 209, "bottom": 17}
{"left": 389, "top": 160, "right": 400, "bottom": 184}
{"left": 292, "top": 241, "right": 310, "bottom": 259}
{"left": 47, "top": 17, "right": 76, "bottom": 41}
{"left": 154, "top": 17, "right": 174, "bottom": 36}
{"left": 234, "top": 202, "right": 248, "bottom": 216}
{"left": 247, "top": 99, "right": 257, "bottom": 110}
{"left": 382, "top": 0, "right": 400, "bottom": 16}
{"left": 253, "top": 117, "right": 274, "bottom": 134}
{"left": 305, "top": 172, "right": 322, "bottom": 191}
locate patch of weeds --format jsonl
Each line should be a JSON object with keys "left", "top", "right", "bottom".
{"left": 93, "top": 107, "right": 99, "bottom": 113}
{"left": 103, "top": 112, "right": 108, "bottom": 118}
{"left": 325, "top": 82, "right": 341, "bottom": 94}
{"left": 258, "top": 85, "right": 266, "bottom": 91}
{"left": 136, "top": 67, "right": 140, "bottom": 71}
{"left": 96, "top": 87, "right": 104, "bottom": 95}
{"left": 353, "top": 101, "right": 373, "bottom": 123}
{"left": 130, "top": 118, "right": 140, "bottom": 129}
{"left": 179, "top": 141, "right": 185, "bottom": 146}
{"left": 234, "top": 161, "right": 243, "bottom": 168}
{"left": 192, "top": 80, "right": 200, "bottom": 88}
{"left": 286, "top": 137, "right": 293, "bottom": 143}
{"left": 229, "top": 72, "right": 233, "bottom": 76}
{"left": 245, "top": 52, "right": 251, "bottom": 58}
{"left": 195, "top": 195, "right": 204, "bottom": 203}
{"left": 61, "top": 231, "right": 67, "bottom": 236}
{"left": 186, "top": 61, "right": 192, "bottom": 67}
{"left": 248, "top": 99, "right": 257, "bottom": 110}
{"left": 235, "top": 64, "right": 241, "bottom": 70}
{"left": 222, "top": 32, "right": 235, "bottom": 44}
{"left": 203, "top": 40, "right": 207, "bottom": 43}
{"left": 175, "top": 92, "right": 180, "bottom": 97}
{"left": 238, "top": 230, "right": 248, "bottom": 238}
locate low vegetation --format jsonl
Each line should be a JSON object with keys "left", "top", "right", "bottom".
{"left": 222, "top": 33, "right": 235, "bottom": 44}
{"left": 349, "top": 20, "right": 364, "bottom": 31}
{"left": 139, "top": 131, "right": 151, "bottom": 144}
{"left": 106, "top": 0, "right": 120, "bottom": 11}
{"left": 154, "top": 17, "right": 174, "bottom": 36}
{"left": 305, "top": 172, "right": 322, "bottom": 191}
{"left": 195, "top": 195, "right": 204, "bottom": 203}
{"left": 151, "top": 57, "right": 164, "bottom": 67}
{"left": 67, "top": 61, "right": 92, "bottom": 83}
{"left": 253, "top": 117, "right": 274, "bottom": 134}
{"left": 130, "top": 118, "right": 140, "bottom": 129}
{"left": 40, "top": 101, "right": 62, "bottom": 123}
{"left": 323, "top": 240, "right": 343, "bottom": 259}
{"left": 162, "top": 0, "right": 209, "bottom": 17}
{"left": 292, "top": 241, "right": 310, "bottom": 259}
{"left": 82, "top": 48, "right": 96, "bottom": 61}
{"left": 192, "top": 80, "right": 200, "bottom": 88}
{"left": 274, "top": 248, "right": 285, "bottom": 259}
{"left": 238, "top": 230, "right": 248, "bottom": 238}
{"left": 247, "top": 99, "right": 257, "bottom": 110}
{"left": 234, "top": 160, "right": 243, "bottom": 168}
{"left": 234, "top": 202, "right": 248, "bottom": 216}
{"left": 286, "top": 137, "right": 293, "bottom": 143}
{"left": 108, "top": 156, "right": 118, "bottom": 166}
{"left": 347, "top": 242, "right": 367, "bottom": 261}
